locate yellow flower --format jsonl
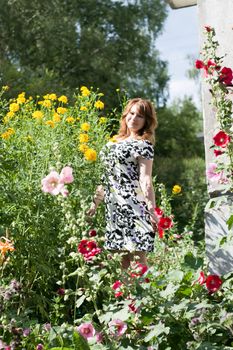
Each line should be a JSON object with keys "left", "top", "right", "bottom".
{"left": 32, "top": 111, "right": 44, "bottom": 119}
{"left": 94, "top": 100, "right": 104, "bottom": 110}
{"left": 9, "top": 103, "right": 20, "bottom": 113}
{"left": 39, "top": 99, "right": 52, "bottom": 108}
{"left": 80, "top": 106, "right": 87, "bottom": 111}
{"left": 45, "top": 120, "right": 55, "bottom": 128}
{"left": 172, "top": 185, "right": 182, "bottom": 194}
{"left": 79, "top": 144, "right": 89, "bottom": 153}
{"left": 43, "top": 94, "right": 50, "bottom": 99}
{"left": 58, "top": 95, "right": 68, "bottom": 103}
{"left": 109, "top": 135, "right": 117, "bottom": 142}
{"left": 80, "top": 86, "right": 91, "bottom": 96}
{"left": 84, "top": 148, "right": 97, "bottom": 161}
{"left": 17, "top": 96, "right": 26, "bottom": 104}
{"left": 81, "top": 122, "right": 90, "bottom": 131}
{"left": 99, "top": 117, "right": 107, "bottom": 124}
{"left": 53, "top": 113, "right": 61, "bottom": 122}
{"left": 66, "top": 117, "right": 75, "bottom": 123}
{"left": 49, "top": 93, "right": 57, "bottom": 100}
{"left": 57, "top": 107, "right": 67, "bottom": 114}
{"left": 3, "top": 111, "right": 14, "bottom": 123}
{"left": 79, "top": 134, "right": 89, "bottom": 143}
{"left": 1, "top": 128, "right": 15, "bottom": 140}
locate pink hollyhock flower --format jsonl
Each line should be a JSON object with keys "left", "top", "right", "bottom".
{"left": 130, "top": 262, "right": 148, "bottom": 277}
{"left": 96, "top": 332, "right": 103, "bottom": 343}
{"left": 84, "top": 247, "right": 101, "bottom": 261}
{"left": 60, "top": 187, "right": 69, "bottom": 197}
{"left": 219, "top": 66, "right": 233, "bottom": 85}
{"left": 213, "top": 131, "right": 231, "bottom": 148}
{"left": 109, "top": 319, "right": 127, "bottom": 337}
{"left": 214, "top": 149, "right": 224, "bottom": 157}
{"left": 158, "top": 217, "right": 173, "bottom": 230}
{"left": 206, "top": 163, "right": 224, "bottom": 182}
{"left": 60, "top": 166, "right": 74, "bottom": 184}
{"left": 154, "top": 207, "right": 163, "bottom": 218}
{"left": 41, "top": 171, "right": 64, "bottom": 195}
{"left": 77, "top": 322, "right": 95, "bottom": 339}
{"left": 197, "top": 271, "right": 206, "bottom": 285}
{"left": 205, "top": 275, "right": 222, "bottom": 294}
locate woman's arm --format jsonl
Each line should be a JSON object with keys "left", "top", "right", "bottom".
{"left": 138, "top": 157, "right": 158, "bottom": 226}
{"left": 86, "top": 185, "right": 105, "bottom": 217}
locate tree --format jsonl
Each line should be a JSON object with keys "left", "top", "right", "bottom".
{"left": 0, "top": 0, "right": 169, "bottom": 108}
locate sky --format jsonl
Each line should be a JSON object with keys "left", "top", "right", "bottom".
{"left": 156, "top": 5, "right": 200, "bottom": 107}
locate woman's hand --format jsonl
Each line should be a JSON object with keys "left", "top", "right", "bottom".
{"left": 86, "top": 202, "right": 97, "bottom": 218}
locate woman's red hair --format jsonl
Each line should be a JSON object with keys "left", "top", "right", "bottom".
{"left": 117, "top": 98, "right": 158, "bottom": 145}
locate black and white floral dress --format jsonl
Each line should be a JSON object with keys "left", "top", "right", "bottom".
{"left": 100, "top": 139, "right": 155, "bottom": 252}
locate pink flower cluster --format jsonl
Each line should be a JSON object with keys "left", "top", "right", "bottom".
{"left": 154, "top": 207, "right": 174, "bottom": 239}
{"left": 41, "top": 166, "right": 74, "bottom": 196}
{"left": 78, "top": 239, "right": 101, "bottom": 261}
{"left": 197, "top": 271, "right": 222, "bottom": 294}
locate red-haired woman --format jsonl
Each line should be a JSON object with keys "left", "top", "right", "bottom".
{"left": 87, "top": 98, "right": 158, "bottom": 268}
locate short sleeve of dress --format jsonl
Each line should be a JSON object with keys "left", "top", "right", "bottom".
{"left": 134, "top": 140, "right": 154, "bottom": 160}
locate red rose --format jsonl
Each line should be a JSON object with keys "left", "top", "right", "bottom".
{"left": 197, "top": 271, "right": 206, "bottom": 285}
{"left": 89, "top": 229, "right": 97, "bottom": 237}
{"left": 158, "top": 217, "right": 173, "bottom": 230}
{"left": 219, "top": 67, "right": 233, "bottom": 85}
{"left": 205, "top": 275, "right": 222, "bottom": 294}
{"left": 214, "top": 149, "right": 224, "bottom": 157}
{"left": 195, "top": 60, "right": 205, "bottom": 69}
{"left": 154, "top": 207, "right": 163, "bottom": 218}
{"left": 213, "top": 131, "right": 231, "bottom": 148}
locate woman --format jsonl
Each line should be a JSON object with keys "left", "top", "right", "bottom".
{"left": 87, "top": 98, "right": 158, "bottom": 268}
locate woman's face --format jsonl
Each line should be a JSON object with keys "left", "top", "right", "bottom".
{"left": 125, "top": 104, "right": 145, "bottom": 133}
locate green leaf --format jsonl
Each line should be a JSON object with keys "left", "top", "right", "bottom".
{"left": 227, "top": 214, "right": 233, "bottom": 230}
{"left": 73, "top": 332, "right": 91, "bottom": 350}
{"left": 144, "top": 322, "right": 170, "bottom": 342}
{"left": 50, "top": 348, "right": 73, "bottom": 350}
{"left": 183, "top": 252, "right": 203, "bottom": 270}
{"left": 166, "top": 270, "right": 184, "bottom": 282}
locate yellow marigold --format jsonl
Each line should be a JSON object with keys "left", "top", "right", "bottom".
{"left": 80, "top": 86, "right": 91, "bottom": 96}
{"left": 172, "top": 185, "right": 182, "bottom": 194}
{"left": 45, "top": 120, "right": 55, "bottom": 128}
{"left": 79, "top": 133, "right": 89, "bottom": 143}
{"left": 40, "top": 99, "right": 52, "bottom": 108}
{"left": 53, "top": 113, "right": 61, "bottom": 122}
{"left": 32, "top": 111, "right": 44, "bottom": 119}
{"left": 94, "top": 100, "right": 104, "bottom": 110}
{"left": 58, "top": 95, "right": 68, "bottom": 103}
{"left": 66, "top": 117, "right": 75, "bottom": 123}
{"left": 84, "top": 148, "right": 97, "bottom": 161}
{"left": 99, "top": 117, "right": 107, "bottom": 124}
{"left": 49, "top": 93, "right": 57, "bottom": 100}
{"left": 0, "top": 238, "right": 15, "bottom": 257}
{"left": 17, "top": 96, "right": 26, "bottom": 104}
{"left": 79, "top": 144, "right": 89, "bottom": 153}
{"left": 1, "top": 128, "right": 15, "bottom": 140}
{"left": 3, "top": 111, "right": 14, "bottom": 123}
{"left": 9, "top": 103, "right": 20, "bottom": 113}
{"left": 57, "top": 107, "right": 67, "bottom": 114}
{"left": 81, "top": 122, "right": 90, "bottom": 131}
{"left": 80, "top": 106, "right": 87, "bottom": 111}
{"left": 43, "top": 94, "right": 50, "bottom": 99}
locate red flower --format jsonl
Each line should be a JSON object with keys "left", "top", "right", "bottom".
{"left": 89, "top": 229, "right": 97, "bottom": 237}
{"left": 130, "top": 262, "right": 148, "bottom": 277}
{"left": 158, "top": 227, "right": 164, "bottom": 239}
{"left": 112, "top": 280, "right": 123, "bottom": 290}
{"left": 219, "top": 67, "right": 233, "bottom": 85}
{"left": 154, "top": 207, "right": 163, "bottom": 218}
{"left": 57, "top": 288, "right": 65, "bottom": 296}
{"left": 158, "top": 217, "right": 173, "bottom": 230}
{"left": 204, "top": 25, "right": 212, "bottom": 32}
{"left": 128, "top": 301, "right": 139, "bottom": 313}
{"left": 205, "top": 275, "right": 222, "bottom": 294}
{"left": 214, "top": 149, "right": 224, "bottom": 157}
{"left": 78, "top": 239, "right": 101, "bottom": 260}
{"left": 195, "top": 60, "right": 205, "bottom": 69}
{"left": 114, "top": 291, "right": 123, "bottom": 298}
{"left": 197, "top": 271, "right": 206, "bottom": 285}
{"left": 213, "top": 131, "right": 231, "bottom": 148}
